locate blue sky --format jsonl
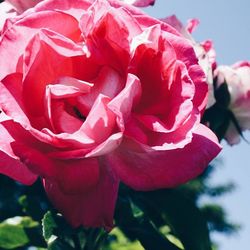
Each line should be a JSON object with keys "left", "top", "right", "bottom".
{"left": 144, "top": 1, "right": 250, "bottom": 249}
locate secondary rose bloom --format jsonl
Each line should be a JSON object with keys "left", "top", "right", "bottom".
{"left": 0, "top": 0, "right": 221, "bottom": 229}
{"left": 162, "top": 15, "right": 216, "bottom": 108}
{"left": 215, "top": 62, "right": 250, "bottom": 145}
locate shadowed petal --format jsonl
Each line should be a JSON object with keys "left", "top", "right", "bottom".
{"left": 107, "top": 124, "right": 221, "bottom": 190}
{"left": 44, "top": 158, "right": 119, "bottom": 230}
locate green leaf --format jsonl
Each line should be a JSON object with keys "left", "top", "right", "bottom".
{"left": 201, "top": 204, "right": 240, "bottom": 234}
{"left": 48, "top": 238, "right": 75, "bottom": 250}
{"left": 202, "top": 104, "right": 231, "bottom": 141}
{"left": 42, "top": 211, "right": 57, "bottom": 241}
{"left": 0, "top": 222, "right": 29, "bottom": 249}
{"left": 133, "top": 189, "right": 212, "bottom": 250}
{"left": 19, "top": 195, "right": 45, "bottom": 221}
{"left": 103, "top": 228, "right": 144, "bottom": 250}
{"left": 0, "top": 216, "right": 46, "bottom": 249}
{"left": 214, "top": 82, "right": 231, "bottom": 108}
{"left": 115, "top": 196, "right": 181, "bottom": 250}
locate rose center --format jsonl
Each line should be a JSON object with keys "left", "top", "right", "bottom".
{"left": 73, "top": 106, "right": 86, "bottom": 121}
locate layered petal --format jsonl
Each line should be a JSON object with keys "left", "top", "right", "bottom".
{"left": 0, "top": 8, "right": 81, "bottom": 80}
{"left": 122, "top": 0, "right": 155, "bottom": 7}
{"left": 107, "top": 124, "right": 221, "bottom": 190}
{"left": 80, "top": 0, "right": 142, "bottom": 71}
{"left": 0, "top": 1, "right": 17, "bottom": 31}
{"left": 6, "top": 0, "right": 42, "bottom": 13}
{"left": 0, "top": 114, "right": 37, "bottom": 184}
{"left": 0, "top": 0, "right": 221, "bottom": 230}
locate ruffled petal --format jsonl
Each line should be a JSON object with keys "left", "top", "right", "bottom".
{"left": 0, "top": 150, "right": 37, "bottom": 185}
{"left": 0, "top": 1, "right": 16, "bottom": 31}
{"left": 0, "top": 115, "right": 37, "bottom": 185}
{"left": 107, "top": 124, "right": 221, "bottom": 190}
{"left": 108, "top": 73, "right": 142, "bottom": 129}
{"left": 80, "top": 0, "right": 141, "bottom": 71}
{"left": 0, "top": 9, "right": 81, "bottom": 81}
{"left": 122, "top": 0, "right": 155, "bottom": 7}
{"left": 77, "top": 66, "right": 124, "bottom": 113}
{"left": 0, "top": 73, "right": 30, "bottom": 126}
{"left": 6, "top": 0, "right": 42, "bottom": 13}
{"left": 23, "top": 28, "right": 85, "bottom": 116}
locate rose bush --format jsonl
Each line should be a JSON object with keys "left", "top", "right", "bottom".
{"left": 0, "top": 0, "right": 221, "bottom": 229}
{"left": 215, "top": 61, "right": 250, "bottom": 145}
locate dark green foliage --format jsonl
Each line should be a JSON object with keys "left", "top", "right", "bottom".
{"left": 202, "top": 79, "right": 246, "bottom": 143}
{"left": 114, "top": 194, "right": 181, "bottom": 250}
{"left": 201, "top": 204, "right": 240, "bottom": 234}
{"left": 0, "top": 161, "right": 239, "bottom": 250}
{"left": 0, "top": 221, "right": 29, "bottom": 249}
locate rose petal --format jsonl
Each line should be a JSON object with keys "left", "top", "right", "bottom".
{"left": 78, "top": 66, "right": 124, "bottom": 113}
{"left": 44, "top": 158, "right": 119, "bottom": 230}
{"left": 55, "top": 158, "right": 101, "bottom": 195}
{"left": 23, "top": 28, "right": 85, "bottom": 116}
{"left": 0, "top": 73, "right": 30, "bottom": 126}
{"left": 107, "top": 124, "right": 221, "bottom": 190}
{"left": 0, "top": 1, "right": 17, "bottom": 31}
{"left": 6, "top": 0, "right": 42, "bottom": 13}
{"left": 77, "top": 94, "right": 117, "bottom": 144}
{"left": 11, "top": 142, "right": 57, "bottom": 178}
{"left": 80, "top": 0, "right": 141, "bottom": 71}
{"left": 48, "top": 77, "right": 93, "bottom": 99}
{"left": 122, "top": 0, "right": 155, "bottom": 7}
{"left": 186, "top": 18, "right": 200, "bottom": 34}
{"left": 40, "top": 94, "right": 118, "bottom": 150}
{"left": 0, "top": 121, "right": 37, "bottom": 185}
{"left": 0, "top": 9, "right": 81, "bottom": 81}
{"left": 0, "top": 150, "right": 37, "bottom": 185}
{"left": 108, "top": 73, "right": 142, "bottom": 128}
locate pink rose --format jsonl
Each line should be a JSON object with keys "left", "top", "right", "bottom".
{"left": 0, "top": 0, "right": 221, "bottom": 229}
{"left": 215, "top": 61, "right": 250, "bottom": 145}
{"left": 122, "top": 0, "right": 154, "bottom": 7}
{"left": 5, "top": 0, "right": 42, "bottom": 13}
{"left": 0, "top": 0, "right": 155, "bottom": 32}
{"left": 0, "top": 1, "right": 17, "bottom": 30}
{"left": 2, "top": 0, "right": 155, "bottom": 16}
{"left": 162, "top": 15, "right": 216, "bottom": 108}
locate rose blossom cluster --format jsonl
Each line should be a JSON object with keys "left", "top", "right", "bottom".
{"left": 0, "top": 0, "right": 221, "bottom": 229}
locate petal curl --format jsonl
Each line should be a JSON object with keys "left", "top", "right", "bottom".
{"left": 0, "top": 73, "right": 30, "bottom": 126}
{"left": 107, "top": 124, "right": 221, "bottom": 190}
{"left": 122, "top": 0, "right": 155, "bottom": 7}
{"left": 0, "top": 1, "right": 16, "bottom": 31}
{"left": 0, "top": 9, "right": 81, "bottom": 81}
{"left": 0, "top": 115, "right": 37, "bottom": 185}
{"left": 6, "top": 0, "right": 42, "bottom": 13}
{"left": 23, "top": 28, "right": 85, "bottom": 116}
